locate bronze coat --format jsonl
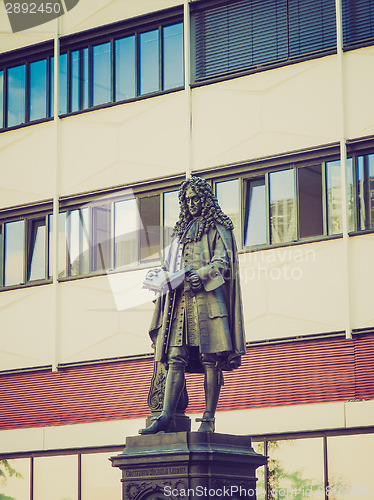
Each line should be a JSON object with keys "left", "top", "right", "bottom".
{"left": 148, "top": 223, "right": 246, "bottom": 372}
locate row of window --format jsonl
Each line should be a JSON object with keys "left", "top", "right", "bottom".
{"left": 193, "top": 0, "right": 337, "bottom": 81}
{"left": 252, "top": 433, "right": 374, "bottom": 500}
{"left": 194, "top": 0, "right": 374, "bottom": 81}
{"left": 0, "top": 451, "right": 121, "bottom": 500}
{"left": 213, "top": 154, "right": 373, "bottom": 248}
{"left": 1, "top": 150, "right": 374, "bottom": 290}
{"left": 1, "top": 432, "right": 373, "bottom": 500}
{"left": 0, "top": 190, "right": 175, "bottom": 287}
{"left": 1, "top": 0, "right": 374, "bottom": 130}
{"left": 0, "top": 20, "right": 184, "bottom": 129}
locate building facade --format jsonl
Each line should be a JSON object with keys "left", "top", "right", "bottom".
{"left": 1, "top": 0, "right": 374, "bottom": 498}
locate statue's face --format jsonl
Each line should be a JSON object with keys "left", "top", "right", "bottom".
{"left": 185, "top": 185, "right": 203, "bottom": 217}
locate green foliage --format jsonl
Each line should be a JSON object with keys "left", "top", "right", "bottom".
{"left": 0, "top": 460, "right": 22, "bottom": 486}
{"left": 266, "top": 441, "right": 323, "bottom": 500}
{"left": 0, "top": 459, "right": 22, "bottom": 500}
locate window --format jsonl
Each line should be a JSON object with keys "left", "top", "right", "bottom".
{"left": 115, "top": 36, "right": 136, "bottom": 101}
{"left": 298, "top": 165, "right": 323, "bottom": 239}
{"left": 0, "top": 451, "right": 123, "bottom": 500}
{"left": 62, "top": 192, "right": 163, "bottom": 278}
{"left": 216, "top": 179, "right": 241, "bottom": 245}
{"left": 71, "top": 50, "right": 81, "bottom": 113}
{"left": 356, "top": 154, "right": 374, "bottom": 231}
{"left": 92, "top": 203, "right": 111, "bottom": 271}
{"left": 82, "top": 48, "right": 89, "bottom": 109}
{"left": 93, "top": 42, "right": 111, "bottom": 106}
{"left": 163, "top": 190, "right": 180, "bottom": 252}
{"left": 29, "top": 59, "right": 47, "bottom": 121}
{"left": 163, "top": 22, "right": 184, "bottom": 90}
{"left": 68, "top": 48, "right": 90, "bottom": 112}
{"left": 0, "top": 70, "right": 4, "bottom": 127}
{"left": 1, "top": 215, "right": 51, "bottom": 288}
{"left": 326, "top": 160, "right": 342, "bottom": 235}
{"left": 68, "top": 208, "right": 89, "bottom": 276}
{"left": 342, "top": 0, "right": 374, "bottom": 49}
{"left": 326, "top": 159, "right": 355, "bottom": 235}
{"left": 0, "top": 458, "right": 31, "bottom": 500}
{"left": 139, "top": 195, "right": 161, "bottom": 263}
{"left": 34, "top": 455, "right": 78, "bottom": 500}
{"left": 0, "top": 15, "right": 183, "bottom": 131}
{"left": 0, "top": 188, "right": 172, "bottom": 288}
{"left": 267, "top": 438, "right": 324, "bottom": 497}
{"left": 244, "top": 178, "right": 267, "bottom": 247}
{"left": 27, "top": 218, "right": 46, "bottom": 281}
{"left": 269, "top": 169, "right": 297, "bottom": 244}
{"left": 140, "top": 30, "right": 160, "bottom": 95}
{"left": 244, "top": 159, "right": 352, "bottom": 248}
{"left": 4, "top": 220, "right": 25, "bottom": 287}
{"left": 0, "top": 225, "right": 3, "bottom": 285}
{"left": 114, "top": 198, "right": 138, "bottom": 269}
{"left": 327, "top": 434, "right": 374, "bottom": 496}
{"left": 7, "top": 65, "right": 26, "bottom": 127}
{"left": 193, "top": 0, "right": 336, "bottom": 82}
{"left": 60, "top": 53, "right": 68, "bottom": 114}
{"left": 288, "top": 0, "right": 336, "bottom": 57}
{"left": 48, "top": 212, "right": 67, "bottom": 279}
{"left": 81, "top": 452, "right": 121, "bottom": 500}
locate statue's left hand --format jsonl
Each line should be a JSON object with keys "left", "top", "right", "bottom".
{"left": 186, "top": 269, "right": 203, "bottom": 291}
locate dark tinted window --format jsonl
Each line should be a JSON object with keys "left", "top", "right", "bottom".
{"left": 298, "top": 165, "right": 323, "bottom": 238}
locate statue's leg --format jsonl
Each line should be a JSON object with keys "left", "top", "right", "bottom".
{"left": 196, "top": 356, "right": 222, "bottom": 433}
{"left": 139, "top": 348, "right": 187, "bottom": 435}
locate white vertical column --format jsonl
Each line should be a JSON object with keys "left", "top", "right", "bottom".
{"left": 335, "top": 0, "right": 352, "bottom": 339}
{"left": 52, "top": 17, "right": 61, "bottom": 371}
{"left": 184, "top": 0, "right": 192, "bottom": 179}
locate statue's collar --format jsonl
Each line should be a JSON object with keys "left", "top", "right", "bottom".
{"left": 180, "top": 217, "right": 203, "bottom": 243}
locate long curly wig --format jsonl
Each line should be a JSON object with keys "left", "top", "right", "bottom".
{"left": 172, "top": 177, "right": 234, "bottom": 240}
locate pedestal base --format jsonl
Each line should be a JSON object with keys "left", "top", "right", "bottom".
{"left": 111, "top": 432, "right": 267, "bottom": 500}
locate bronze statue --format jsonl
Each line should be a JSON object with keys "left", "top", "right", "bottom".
{"left": 139, "top": 177, "right": 246, "bottom": 434}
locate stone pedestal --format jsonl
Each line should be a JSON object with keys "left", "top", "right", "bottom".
{"left": 110, "top": 432, "right": 267, "bottom": 500}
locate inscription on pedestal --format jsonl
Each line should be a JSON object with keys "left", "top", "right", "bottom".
{"left": 125, "top": 466, "right": 187, "bottom": 478}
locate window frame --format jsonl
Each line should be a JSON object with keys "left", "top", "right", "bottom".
{"left": 58, "top": 181, "right": 182, "bottom": 282}
{"left": 57, "top": 9, "right": 184, "bottom": 117}
{"left": 238, "top": 162, "right": 335, "bottom": 250}
{"left": 342, "top": 0, "right": 374, "bottom": 52}
{"left": 0, "top": 7, "right": 184, "bottom": 132}
{"left": 0, "top": 202, "right": 53, "bottom": 290}
{"left": 0, "top": 40, "right": 55, "bottom": 131}
{"left": 190, "top": 0, "right": 338, "bottom": 86}
{"left": 207, "top": 145, "right": 350, "bottom": 252}
{"left": 344, "top": 149, "right": 374, "bottom": 235}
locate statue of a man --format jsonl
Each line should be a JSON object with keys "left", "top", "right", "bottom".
{"left": 139, "top": 177, "right": 246, "bottom": 434}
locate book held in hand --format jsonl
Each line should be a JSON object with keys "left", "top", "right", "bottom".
{"left": 142, "top": 265, "right": 193, "bottom": 293}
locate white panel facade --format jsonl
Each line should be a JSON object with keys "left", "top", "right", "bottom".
{"left": 59, "top": 91, "right": 188, "bottom": 196}
{"left": 0, "top": 286, "right": 53, "bottom": 371}
{"left": 240, "top": 239, "right": 347, "bottom": 341}
{"left": 0, "top": 122, "right": 55, "bottom": 209}
{"left": 349, "top": 233, "right": 374, "bottom": 330}
{"left": 344, "top": 46, "right": 374, "bottom": 140}
{"left": 58, "top": 274, "right": 154, "bottom": 364}
{"left": 192, "top": 56, "right": 340, "bottom": 171}
{"left": 60, "top": 0, "right": 182, "bottom": 37}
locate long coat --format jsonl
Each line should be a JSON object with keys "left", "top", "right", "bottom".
{"left": 149, "top": 223, "right": 246, "bottom": 372}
